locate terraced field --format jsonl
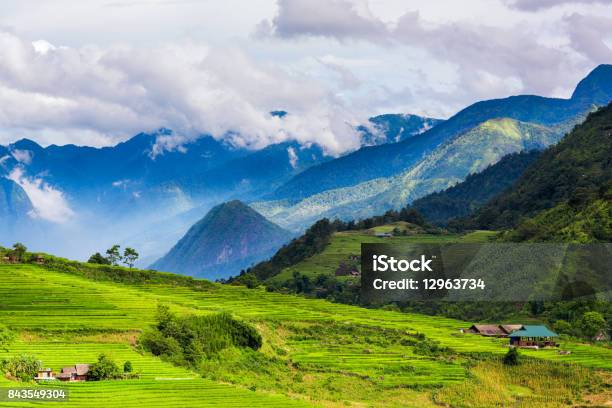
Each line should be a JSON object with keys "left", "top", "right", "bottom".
{"left": 0, "top": 263, "right": 610, "bottom": 407}
{"left": 269, "top": 230, "right": 497, "bottom": 283}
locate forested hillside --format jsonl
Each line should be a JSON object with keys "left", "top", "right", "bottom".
{"left": 412, "top": 150, "right": 542, "bottom": 225}
{"left": 453, "top": 103, "right": 612, "bottom": 242}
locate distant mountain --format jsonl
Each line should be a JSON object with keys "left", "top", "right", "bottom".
{"left": 269, "top": 64, "right": 612, "bottom": 203}
{"left": 255, "top": 116, "right": 576, "bottom": 230}
{"left": 0, "top": 178, "right": 34, "bottom": 239}
{"left": 453, "top": 102, "right": 612, "bottom": 242}
{"left": 0, "top": 178, "right": 32, "bottom": 221}
{"left": 150, "top": 201, "right": 293, "bottom": 279}
{"left": 412, "top": 150, "right": 542, "bottom": 225}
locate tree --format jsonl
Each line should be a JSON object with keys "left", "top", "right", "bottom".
{"left": 123, "top": 361, "right": 132, "bottom": 373}
{"left": 579, "top": 311, "right": 606, "bottom": 339}
{"left": 88, "top": 354, "right": 121, "bottom": 380}
{"left": 1, "top": 354, "right": 41, "bottom": 381}
{"left": 553, "top": 319, "right": 573, "bottom": 336}
{"left": 503, "top": 348, "right": 520, "bottom": 366}
{"left": 0, "top": 324, "right": 15, "bottom": 352}
{"left": 11, "top": 243, "right": 27, "bottom": 262}
{"left": 123, "top": 247, "right": 139, "bottom": 268}
{"left": 105, "top": 245, "right": 122, "bottom": 266}
{"left": 88, "top": 252, "right": 110, "bottom": 265}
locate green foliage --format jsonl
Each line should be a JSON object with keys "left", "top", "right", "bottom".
{"left": 414, "top": 151, "right": 541, "bottom": 226}
{"left": 455, "top": 103, "right": 612, "bottom": 241}
{"left": 553, "top": 320, "right": 573, "bottom": 336}
{"left": 88, "top": 354, "right": 121, "bottom": 380}
{"left": 503, "top": 348, "right": 520, "bottom": 366}
{"left": 123, "top": 247, "right": 139, "bottom": 268}
{"left": 578, "top": 311, "right": 606, "bottom": 339}
{"left": 123, "top": 360, "right": 133, "bottom": 373}
{"left": 1, "top": 354, "right": 41, "bottom": 381}
{"left": 140, "top": 305, "right": 262, "bottom": 367}
{"left": 106, "top": 245, "right": 122, "bottom": 266}
{"left": 11, "top": 243, "right": 27, "bottom": 261}
{"left": 88, "top": 252, "right": 110, "bottom": 265}
{"left": 0, "top": 324, "right": 15, "bottom": 352}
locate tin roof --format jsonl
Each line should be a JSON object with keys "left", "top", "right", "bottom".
{"left": 508, "top": 325, "right": 558, "bottom": 338}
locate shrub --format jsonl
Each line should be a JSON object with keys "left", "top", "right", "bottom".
{"left": 88, "top": 354, "right": 121, "bottom": 380}
{"left": 139, "top": 306, "right": 262, "bottom": 367}
{"left": 0, "top": 324, "right": 15, "bottom": 352}
{"left": 1, "top": 354, "right": 41, "bottom": 381}
{"left": 503, "top": 348, "right": 520, "bottom": 366}
{"left": 123, "top": 361, "right": 132, "bottom": 373}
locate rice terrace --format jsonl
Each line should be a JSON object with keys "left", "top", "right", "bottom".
{"left": 0, "top": 254, "right": 610, "bottom": 407}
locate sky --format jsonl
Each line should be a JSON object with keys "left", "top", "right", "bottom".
{"left": 0, "top": 0, "right": 611, "bottom": 153}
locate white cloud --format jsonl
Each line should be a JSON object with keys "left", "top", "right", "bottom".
{"left": 0, "top": 30, "right": 363, "bottom": 155}
{"left": 287, "top": 146, "right": 298, "bottom": 168}
{"left": 9, "top": 149, "right": 32, "bottom": 164}
{"left": 8, "top": 168, "right": 74, "bottom": 223}
{"left": 502, "top": 0, "right": 609, "bottom": 11}
{"left": 260, "top": 0, "right": 611, "bottom": 103}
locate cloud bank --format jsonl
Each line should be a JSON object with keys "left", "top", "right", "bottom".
{"left": 8, "top": 168, "right": 74, "bottom": 223}
{"left": 0, "top": 31, "right": 363, "bottom": 155}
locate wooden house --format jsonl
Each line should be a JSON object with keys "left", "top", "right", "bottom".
{"left": 57, "top": 364, "right": 91, "bottom": 381}
{"left": 500, "top": 325, "right": 523, "bottom": 335}
{"left": 466, "top": 324, "right": 505, "bottom": 337}
{"left": 508, "top": 325, "right": 558, "bottom": 348}
{"left": 34, "top": 368, "right": 55, "bottom": 381}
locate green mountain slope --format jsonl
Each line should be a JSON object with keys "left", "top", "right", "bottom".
{"left": 256, "top": 117, "right": 574, "bottom": 230}
{"left": 151, "top": 200, "right": 293, "bottom": 279}
{"left": 268, "top": 64, "right": 612, "bottom": 203}
{"left": 412, "top": 150, "right": 542, "bottom": 225}
{"left": 455, "top": 103, "right": 612, "bottom": 242}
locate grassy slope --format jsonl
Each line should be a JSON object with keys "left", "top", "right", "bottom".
{"left": 0, "top": 263, "right": 610, "bottom": 407}
{"left": 269, "top": 229, "right": 497, "bottom": 283}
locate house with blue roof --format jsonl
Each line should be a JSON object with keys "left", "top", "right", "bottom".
{"left": 508, "top": 325, "right": 559, "bottom": 348}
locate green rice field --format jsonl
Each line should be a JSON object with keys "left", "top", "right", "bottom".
{"left": 0, "top": 263, "right": 609, "bottom": 407}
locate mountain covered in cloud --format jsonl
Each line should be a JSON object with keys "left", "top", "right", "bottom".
{"left": 0, "top": 113, "right": 429, "bottom": 261}
{"left": 151, "top": 200, "right": 293, "bottom": 279}
{"left": 254, "top": 64, "right": 612, "bottom": 229}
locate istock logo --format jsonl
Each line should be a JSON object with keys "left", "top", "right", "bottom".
{"left": 372, "top": 254, "right": 434, "bottom": 272}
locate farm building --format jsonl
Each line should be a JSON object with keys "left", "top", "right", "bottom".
{"left": 57, "top": 364, "right": 91, "bottom": 381}
{"left": 500, "top": 325, "right": 523, "bottom": 335}
{"left": 34, "top": 368, "right": 55, "bottom": 381}
{"left": 508, "top": 325, "right": 559, "bottom": 348}
{"left": 375, "top": 232, "right": 393, "bottom": 238}
{"left": 466, "top": 324, "right": 505, "bottom": 337}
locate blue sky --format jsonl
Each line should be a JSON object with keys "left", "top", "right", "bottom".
{"left": 0, "top": 0, "right": 611, "bottom": 152}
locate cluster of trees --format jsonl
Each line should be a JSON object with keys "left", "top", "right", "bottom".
{"left": 88, "top": 245, "right": 139, "bottom": 268}
{"left": 88, "top": 354, "right": 134, "bottom": 380}
{"left": 0, "top": 243, "right": 29, "bottom": 262}
{"left": 139, "top": 305, "right": 262, "bottom": 368}
{"left": 1, "top": 354, "right": 41, "bottom": 382}
{"left": 265, "top": 271, "right": 360, "bottom": 304}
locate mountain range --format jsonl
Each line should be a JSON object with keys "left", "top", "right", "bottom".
{"left": 2, "top": 65, "right": 611, "bottom": 277}
{"left": 254, "top": 64, "right": 612, "bottom": 230}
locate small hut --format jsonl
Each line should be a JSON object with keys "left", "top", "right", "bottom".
{"left": 466, "top": 324, "right": 505, "bottom": 337}
{"left": 34, "top": 368, "right": 55, "bottom": 381}
{"left": 500, "top": 325, "right": 523, "bottom": 335}
{"left": 508, "top": 325, "right": 558, "bottom": 348}
{"left": 57, "top": 364, "right": 91, "bottom": 381}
